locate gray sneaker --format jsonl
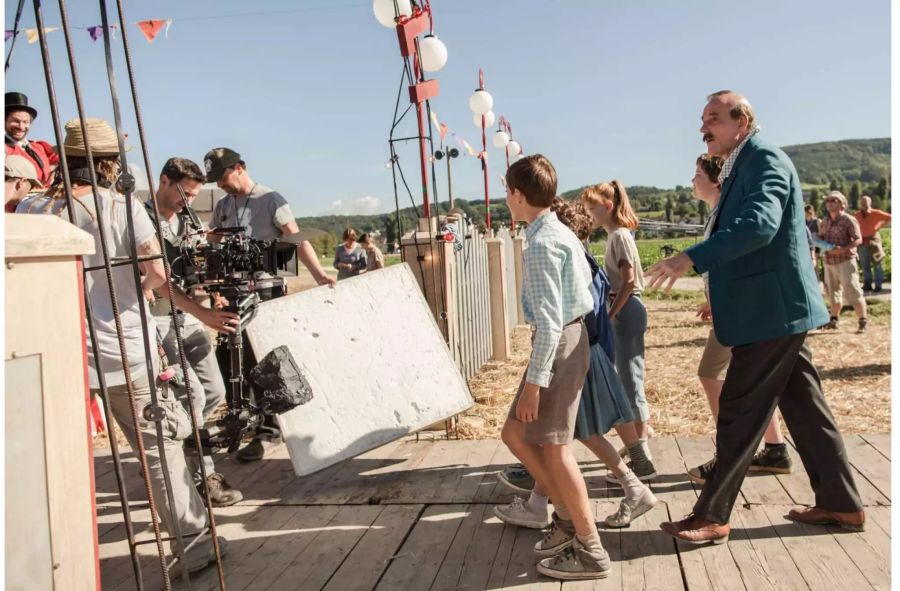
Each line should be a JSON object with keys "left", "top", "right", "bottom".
{"left": 533, "top": 512, "right": 575, "bottom": 557}
{"left": 497, "top": 464, "right": 535, "bottom": 494}
{"left": 605, "top": 458, "right": 657, "bottom": 483}
{"left": 493, "top": 496, "right": 551, "bottom": 529}
{"left": 537, "top": 537, "right": 611, "bottom": 580}
{"left": 604, "top": 487, "right": 658, "bottom": 528}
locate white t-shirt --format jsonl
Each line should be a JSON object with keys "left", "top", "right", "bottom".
{"left": 604, "top": 227, "right": 645, "bottom": 295}
{"left": 18, "top": 190, "right": 159, "bottom": 387}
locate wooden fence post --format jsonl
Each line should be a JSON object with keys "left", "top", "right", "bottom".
{"left": 486, "top": 236, "right": 510, "bottom": 360}
{"left": 513, "top": 232, "right": 525, "bottom": 325}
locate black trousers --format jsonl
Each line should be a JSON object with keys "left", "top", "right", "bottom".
{"left": 695, "top": 332, "right": 863, "bottom": 524}
{"left": 216, "top": 334, "right": 281, "bottom": 438}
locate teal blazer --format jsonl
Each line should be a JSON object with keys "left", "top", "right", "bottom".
{"left": 685, "top": 136, "right": 828, "bottom": 347}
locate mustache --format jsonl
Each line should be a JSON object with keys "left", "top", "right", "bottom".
{"left": 703, "top": 133, "right": 714, "bottom": 142}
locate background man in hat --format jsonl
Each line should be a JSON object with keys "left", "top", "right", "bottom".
{"left": 5, "top": 92, "right": 58, "bottom": 187}
{"left": 647, "top": 91, "right": 863, "bottom": 544}
{"left": 820, "top": 190, "right": 867, "bottom": 332}
{"left": 204, "top": 146, "right": 335, "bottom": 462}
{"left": 5, "top": 154, "right": 43, "bottom": 208}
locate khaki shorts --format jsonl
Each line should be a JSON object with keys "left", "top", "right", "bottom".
{"left": 697, "top": 328, "right": 731, "bottom": 380}
{"left": 507, "top": 320, "right": 589, "bottom": 445}
{"left": 824, "top": 259, "right": 864, "bottom": 307}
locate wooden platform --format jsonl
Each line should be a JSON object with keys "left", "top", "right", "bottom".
{"left": 95, "top": 434, "right": 891, "bottom": 590}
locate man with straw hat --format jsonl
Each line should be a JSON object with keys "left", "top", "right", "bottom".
{"left": 17, "top": 117, "right": 229, "bottom": 574}
{"left": 5, "top": 91, "right": 58, "bottom": 187}
{"left": 819, "top": 190, "right": 867, "bottom": 332}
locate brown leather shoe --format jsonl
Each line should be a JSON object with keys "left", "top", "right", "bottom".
{"left": 787, "top": 506, "right": 865, "bottom": 532}
{"left": 660, "top": 514, "right": 730, "bottom": 545}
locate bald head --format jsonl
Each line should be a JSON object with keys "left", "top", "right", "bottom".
{"left": 700, "top": 90, "right": 757, "bottom": 157}
{"left": 707, "top": 90, "right": 756, "bottom": 130}
{"left": 861, "top": 195, "right": 872, "bottom": 211}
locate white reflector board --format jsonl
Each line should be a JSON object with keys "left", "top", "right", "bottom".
{"left": 246, "top": 263, "right": 474, "bottom": 476}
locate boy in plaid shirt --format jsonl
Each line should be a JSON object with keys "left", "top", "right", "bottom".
{"left": 495, "top": 154, "right": 610, "bottom": 580}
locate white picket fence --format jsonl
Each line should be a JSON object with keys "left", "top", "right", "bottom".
{"left": 496, "top": 226, "right": 520, "bottom": 332}
{"left": 446, "top": 217, "right": 493, "bottom": 381}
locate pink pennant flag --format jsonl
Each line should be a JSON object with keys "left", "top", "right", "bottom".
{"left": 439, "top": 123, "right": 448, "bottom": 141}
{"left": 5, "top": 30, "right": 15, "bottom": 42}
{"left": 87, "top": 26, "right": 104, "bottom": 42}
{"left": 136, "top": 19, "right": 171, "bottom": 43}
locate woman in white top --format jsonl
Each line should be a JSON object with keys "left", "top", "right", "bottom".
{"left": 581, "top": 181, "right": 653, "bottom": 475}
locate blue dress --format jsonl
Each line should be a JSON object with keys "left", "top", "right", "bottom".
{"left": 574, "top": 252, "right": 636, "bottom": 439}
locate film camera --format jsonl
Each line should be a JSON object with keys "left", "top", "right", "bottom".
{"left": 170, "top": 221, "right": 310, "bottom": 453}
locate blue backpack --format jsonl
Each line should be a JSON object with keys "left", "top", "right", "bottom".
{"left": 584, "top": 251, "right": 615, "bottom": 363}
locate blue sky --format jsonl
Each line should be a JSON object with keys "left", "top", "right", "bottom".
{"left": 3, "top": 0, "right": 891, "bottom": 217}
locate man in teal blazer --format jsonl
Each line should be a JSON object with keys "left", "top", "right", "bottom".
{"left": 648, "top": 91, "right": 864, "bottom": 544}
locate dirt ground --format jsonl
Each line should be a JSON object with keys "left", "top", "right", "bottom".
{"left": 460, "top": 296, "right": 891, "bottom": 439}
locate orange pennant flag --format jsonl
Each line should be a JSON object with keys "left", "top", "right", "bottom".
{"left": 136, "top": 19, "right": 169, "bottom": 43}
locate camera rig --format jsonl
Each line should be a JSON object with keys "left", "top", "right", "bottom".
{"left": 177, "top": 225, "right": 309, "bottom": 453}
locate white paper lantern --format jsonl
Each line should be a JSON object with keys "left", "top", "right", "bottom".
{"left": 508, "top": 151, "right": 523, "bottom": 164}
{"left": 419, "top": 34, "right": 448, "bottom": 72}
{"left": 468, "top": 89, "right": 493, "bottom": 115}
{"left": 474, "top": 110, "right": 495, "bottom": 129}
{"left": 492, "top": 130, "right": 510, "bottom": 148}
{"left": 373, "top": 0, "right": 412, "bottom": 28}
{"left": 507, "top": 140, "right": 521, "bottom": 156}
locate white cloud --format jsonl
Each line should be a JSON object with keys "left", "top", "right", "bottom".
{"left": 328, "top": 195, "right": 383, "bottom": 215}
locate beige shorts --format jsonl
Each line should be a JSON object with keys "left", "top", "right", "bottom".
{"left": 697, "top": 328, "right": 731, "bottom": 380}
{"left": 824, "top": 259, "right": 864, "bottom": 307}
{"left": 507, "top": 320, "right": 589, "bottom": 445}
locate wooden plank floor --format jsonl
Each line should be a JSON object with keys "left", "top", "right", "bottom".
{"left": 94, "top": 434, "right": 891, "bottom": 590}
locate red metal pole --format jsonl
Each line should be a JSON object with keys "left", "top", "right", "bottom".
{"left": 413, "top": 58, "right": 431, "bottom": 220}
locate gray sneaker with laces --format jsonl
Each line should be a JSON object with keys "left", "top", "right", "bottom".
{"left": 533, "top": 512, "right": 575, "bottom": 557}
{"left": 493, "top": 496, "right": 551, "bottom": 529}
{"left": 537, "top": 537, "right": 611, "bottom": 580}
{"left": 604, "top": 487, "right": 658, "bottom": 528}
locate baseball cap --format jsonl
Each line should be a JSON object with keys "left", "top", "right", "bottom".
{"left": 5, "top": 155, "right": 44, "bottom": 189}
{"left": 203, "top": 147, "right": 242, "bottom": 183}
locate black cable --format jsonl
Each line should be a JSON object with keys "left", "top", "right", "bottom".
{"left": 5, "top": 0, "right": 26, "bottom": 72}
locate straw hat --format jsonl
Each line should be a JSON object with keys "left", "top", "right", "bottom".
{"left": 62, "top": 117, "right": 132, "bottom": 157}
{"left": 824, "top": 190, "right": 848, "bottom": 208}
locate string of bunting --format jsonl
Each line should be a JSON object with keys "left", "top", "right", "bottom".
{"left": 5, "top": 19, "right": 173, "bottom": 44}
{"left": 429, "top": 109, "right": 483, "bottom": 159}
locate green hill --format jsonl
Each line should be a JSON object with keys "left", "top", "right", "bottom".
{"left": 782, "top": 138, "right": 890, "bottom": 185}
{"left": 297, "top": 138, "right": 891, "bottom": 246}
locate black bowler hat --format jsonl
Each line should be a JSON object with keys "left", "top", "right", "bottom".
{"left": 5, "top": 92, "right": 37, "bottom": 120}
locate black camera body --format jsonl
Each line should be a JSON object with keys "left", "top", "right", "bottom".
{"left": 192, "top": 227, "right": 280, "bottom": 285}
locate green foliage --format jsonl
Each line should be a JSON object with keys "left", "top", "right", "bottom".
{"left": 588, "top": 236, "right": 703, "bottom": 272}
{"left": 783, "top": 138, "right": 890, "bottom": 185}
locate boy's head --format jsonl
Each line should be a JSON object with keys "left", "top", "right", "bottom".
{"left": 504, "top": 154, "right": 557, "bottom": 208}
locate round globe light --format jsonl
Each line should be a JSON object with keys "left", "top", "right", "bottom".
{"left": 508, "top": 151, "right": 522, "bottom": 164}
{"left": 468, "top": 89, "right": 493, "bottom": 115}
{"left": 492, "top": 130, "right": 510, "bottom": 148}
{"left": 373, "top": 0, "right": 412, "bottom": 28}
{"left": 507, "top": 140, "right": 521, "bottom": 156}
{"left": 474, "top": 110, "right": 495, "bottom": 129}
{"left": 419, "top": 34, "right": 448, "bottom": 72}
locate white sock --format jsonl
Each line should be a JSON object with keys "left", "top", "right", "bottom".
{"left": 576, "top": 529, "right": 604, "bottom": 552}
{"left": 527, "top": 491, "right": 549, "bottom": 513}
{"left": 618, "top": 469, "right": 647, "bottom": 502}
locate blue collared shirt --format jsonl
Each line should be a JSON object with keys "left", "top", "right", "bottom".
{"left": 522, "top": 211, "right": 594, "bottom": 387}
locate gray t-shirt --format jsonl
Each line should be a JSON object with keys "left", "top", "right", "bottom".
{"left": 17, "top": 190, "right": 159, "bottom": 387}
{"left": 209, "top": 183, "right": 295, "bottom": 241}
{"left": 604, "top": 227, "right": 645, "bottom": 295}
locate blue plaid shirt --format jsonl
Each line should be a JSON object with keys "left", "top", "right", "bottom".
{"left": 522, "top": 211, "right": 594, "bottom": 387}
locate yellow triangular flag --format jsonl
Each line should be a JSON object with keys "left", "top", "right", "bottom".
{"left": 25, "top": 27, "right": 59, "bottom": 44}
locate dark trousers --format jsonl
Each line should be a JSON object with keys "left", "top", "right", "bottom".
{"left": 695, "top": 332, "right": 863, "bottom": 524}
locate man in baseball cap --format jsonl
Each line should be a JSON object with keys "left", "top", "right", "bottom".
{"left": 5, "top": 154, "right": 43, "bottom": 209}
{"left": 203, "top": 146, "right": 336, "bottom": 461}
